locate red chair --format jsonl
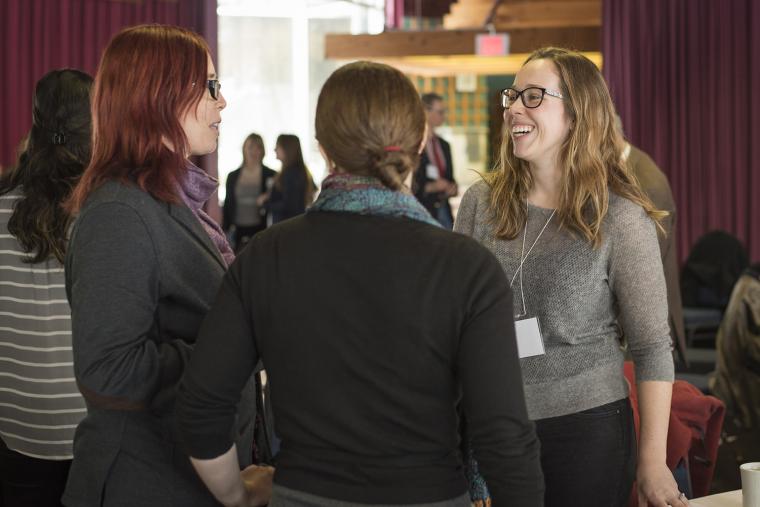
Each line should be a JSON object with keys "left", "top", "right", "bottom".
{"left": 624, "top": 362, "right": 725, "bottom": 504}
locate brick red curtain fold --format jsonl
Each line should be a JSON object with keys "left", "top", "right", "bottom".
{"left": 603, "top": 0, "right": 760, "bottom": 263}
{"left": 0, "top": 0, "right": 220, "bottom": 220}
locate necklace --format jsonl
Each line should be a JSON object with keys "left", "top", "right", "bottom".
{"left": 510, "top": 199, "right": 556, "bottom": 318}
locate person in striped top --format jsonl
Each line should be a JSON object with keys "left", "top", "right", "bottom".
{"left": 0, "top": 69, "right": 92, "bottom": 507}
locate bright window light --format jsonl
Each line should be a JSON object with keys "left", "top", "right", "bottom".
{"left": 216, "top": 0, "right": 384, "bottom": 201}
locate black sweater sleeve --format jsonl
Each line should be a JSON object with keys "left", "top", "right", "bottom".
{"left": 176, "top": 260, "right": 259, "bottom": 459}
{"left": 458, "top": 251, "right": 544, "bottom": 506}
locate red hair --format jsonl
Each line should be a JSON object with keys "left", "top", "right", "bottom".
{"left": 67, "top": 24, "right": 209, "bottom": 212}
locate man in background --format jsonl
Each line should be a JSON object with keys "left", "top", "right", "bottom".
{"left": 414, "top": 93, "right": 457, "bottom": 229}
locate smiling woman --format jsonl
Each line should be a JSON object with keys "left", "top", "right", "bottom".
{"left": 455, "top": 47, "right": 680, "bottom": 507}
{"left": 61, "top": 24, "right": 262, "bottom": 507}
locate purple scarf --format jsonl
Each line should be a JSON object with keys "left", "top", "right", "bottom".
{"left": 176, "top": 162, "right": 235, "bottom": 267}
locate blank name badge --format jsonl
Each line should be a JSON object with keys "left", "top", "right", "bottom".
{"left": 514, "top": 317, "right": 546, "bottom": 358}
{"left": 425, "top": 164, "right": 440, "bottom": 179}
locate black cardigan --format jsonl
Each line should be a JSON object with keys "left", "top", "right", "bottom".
{"left": 177, "top": 211, "right": 544, "bottom": 506}
{"left": 222, "top": 165, "right": 276, "bottom": 231}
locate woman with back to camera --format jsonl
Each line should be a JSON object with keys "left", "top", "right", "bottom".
{"left": 62, "top": 24, "right": 269, "bottom": 507}
{"left": 0, "top": 69, "right": 91, "bottom": 507}
{"left": 177, "top": 61, "right": 544, "bottom": 507}
{"left": 223, "top": 133, "right": 276, "bottom": 251}
{"left": 455, "top": 47, "right": 684, "bottom": 507}
{"left": 260, "top": 134, "right": 314, "bottom": 224}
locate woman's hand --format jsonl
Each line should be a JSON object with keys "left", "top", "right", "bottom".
{"left": 444, "top": 181, "right": 458, "bottom": 197}
{"left": 256, "top": 194, "right": 269, "bottom": 207}
{"left": 424, "top": 179, "right": 451, "bottom": 194}
{"left": 190, "top": 447, "right": 274, "bottom": 507}
{"left": 636, "top": 460, "right": 688, "bottom": 507}
{"left": 636, "top": 381, "right": 683, "bottom": 507}
{"left": 235, "top": 465, "right": 275, "bottom": 507}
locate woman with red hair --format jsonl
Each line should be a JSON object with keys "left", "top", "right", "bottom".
{"left": 62, "top": 25, "right": 269, "bottom": 506}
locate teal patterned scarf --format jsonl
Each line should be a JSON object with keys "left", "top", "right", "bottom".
{"left": 308, "top": 173, "right": 441, "bottom": 227}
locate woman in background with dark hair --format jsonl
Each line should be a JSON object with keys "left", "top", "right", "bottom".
{"left": 262, "top": 134, "right": 315, "bottom": 224}
{"left": 222, "top": 133, "right": 276, "bottom": 251}
{"left": 0, "top": 69, "right": 91, "bottom": 507}
{"left": 177, "top": 61, "right": 543, "bottom": 507}
{"left": 62, "top": 25, "right": 268, "bottom": 507}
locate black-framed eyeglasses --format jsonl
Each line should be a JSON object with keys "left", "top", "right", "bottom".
{"left": 501, "top": 87, "right": 563, "bottom": 109}
{"left": 207, "top": 79, "right": 221, "bottom": 100}
{"left": 192, "top": 79, "right": 222, "bottom": 100}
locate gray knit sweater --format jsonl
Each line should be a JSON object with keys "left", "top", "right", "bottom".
{"left": 454, "top": 181, "right": 674, "bottom": 420}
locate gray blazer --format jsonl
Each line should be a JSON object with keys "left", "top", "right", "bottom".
{"left": 62, "top": 180, "right": 255, "bottom": 507}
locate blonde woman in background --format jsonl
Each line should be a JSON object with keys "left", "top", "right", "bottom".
{"left": 223, "top": 133, "right": 276, "bottom": 251}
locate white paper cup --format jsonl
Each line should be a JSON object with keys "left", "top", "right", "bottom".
{"left": 741, "top": 462, "right": 760, "bottom": 507}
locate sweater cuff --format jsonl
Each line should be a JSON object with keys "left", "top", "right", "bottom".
{"left": 631, "top": 341, "right": 675, "bottom": 383}
{"left": 178, "top": 420, "right": 236, "bottom": 460}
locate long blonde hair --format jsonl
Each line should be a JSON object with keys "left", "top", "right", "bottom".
{"left": 488, "top": 47, "right": 666, "bottom": 247}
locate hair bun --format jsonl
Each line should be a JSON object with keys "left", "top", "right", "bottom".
{"left": 371, "top": 149, "right": 411, "bottom": 190}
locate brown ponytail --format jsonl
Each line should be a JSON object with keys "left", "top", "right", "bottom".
{"left": 315, "top": 61, "right": 425, "bottom": 189}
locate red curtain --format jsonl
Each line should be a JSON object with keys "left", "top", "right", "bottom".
{"left": 603, "top": 0, "right": 760, "bottom": 263}
{"left": 0, "top": 0, "right": 220, "bottom": 219}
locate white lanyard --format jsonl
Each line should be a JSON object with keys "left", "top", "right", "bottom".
{"left": 510, "top": 199, "right": 556, "bottom": 318}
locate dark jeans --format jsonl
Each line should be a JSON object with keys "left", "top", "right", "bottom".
{"left": 535, "top": 398, "right": 637, "bottom": 507}
{"left": 0, "top": 439, "right": 70, "bottom": 507}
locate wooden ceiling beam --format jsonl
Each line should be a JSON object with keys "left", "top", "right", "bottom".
{"left": 496, "top": 0, "right": 595, "bottom": 4}
{"left": 492, "top": 1, "right": 600, "bottom": 29}
{"left": 443, "top": 0, "right": 600, "bottom": 30}
{"left": 325, "top": 26, "right": 600, "bottom": 59}
{"left": 326, "top": 30, "right": 481, "bottom": 58}
{"left": 443, "top": 0, "right": 493, "bottom": 30}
